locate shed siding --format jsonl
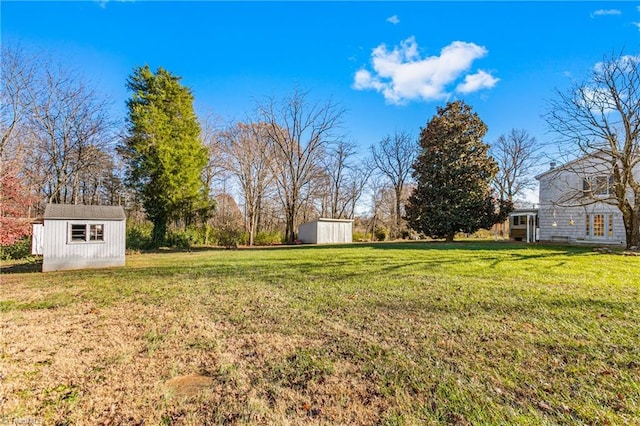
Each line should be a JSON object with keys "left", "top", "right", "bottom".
{"left": 298, "top": 219, "right": 353, "bottom": 244}
{"left": 32, "top": 224, "right": 44, "bottom": 255}
{"left": 298, "top": 221, "right": 318, "bottom": 244}
{"left": 42, "top": 219, "right": 125, "bottom": 272}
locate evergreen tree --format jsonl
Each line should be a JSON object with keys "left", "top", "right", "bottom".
{"left": 406, "top": 101, "right": 510, "bottom": 241}
{"left": 121, "top": 65, "right": 211, "bottom": 246}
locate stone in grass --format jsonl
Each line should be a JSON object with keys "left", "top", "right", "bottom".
{"left": 165, "top": 374, "right": 215, "bottom": 398}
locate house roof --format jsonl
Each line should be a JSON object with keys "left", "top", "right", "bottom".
{"left": 43, "top": 204, "right": 126, "bottom": 221}
{"left": 534, "top": 151, "right": 611, "bottom": 180}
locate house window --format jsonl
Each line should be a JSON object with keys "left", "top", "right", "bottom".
{"left": 585, "top": 214, "right": 590, "bottom": 236}
{"left": 583, "top": 176, "right": 613, "bottom": 196}
{"left": 585, "top": 214, "right": 615, "bottom": 239}
{"left": 593, "top": 215, "right": 605, "bottom": 237}
{"left": 69, "top": 224, "right": 105, "bottom": 243}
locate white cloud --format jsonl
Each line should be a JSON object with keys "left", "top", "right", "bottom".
{"left": 353, "top": 37, "right": 498, "bottom": 104}
{"left": 386, "top": 15, "right": 400, "bottom": 25}
{"left": 456, "top": 70, "right": 499, "bottom": 94}
{"left": 634, "top": 22, "right": 640, "bottom": 31}
{"left": 591, "top": 9, "right": 622, "bottom": 17}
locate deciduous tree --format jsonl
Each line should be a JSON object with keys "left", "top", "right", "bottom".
{"left": 219, "top": 121, "right": 275, "bottom": 246}
{"left": 545, "top": 52, "right": 640, "bottom": 248}
{"left": 258, "top": 88, "right": 344, "bottom": 242}
{"left": 370, "top": 130, "right": 417, "bottom": 238}
{"left": 406, "top": 101, "right": 510, "bottom": 241}
{"left": 491, "top": 129, "right": 539, "bottom": 204}
{"left": 0, "top": 160, "right": 36, "bottom": 245}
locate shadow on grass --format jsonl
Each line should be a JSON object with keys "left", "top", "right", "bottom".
{"left": 0, "top": 259, "right": 42, "bottom": 274}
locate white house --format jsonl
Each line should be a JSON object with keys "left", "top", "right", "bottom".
{"left": 535, "top": 153, "right": 639, "bottom": 246}
{"left": 297, "top": 218, "right": 353, "bottom": 244}
{"left": 35, "top": 204, "right": 126, "bottom": 272}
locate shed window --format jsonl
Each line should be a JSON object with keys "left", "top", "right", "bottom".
{"left": 90, "top": 224, "right": 104, "bottom": 241}
{"left": 71, "top": 224, "right": 87, "bottom": 242}
{"left": 69, "top": 224, "right": 105, "bottom": 243}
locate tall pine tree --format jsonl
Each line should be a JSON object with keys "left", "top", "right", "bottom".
{"left": 121, "top": 65, "right": 211, "bottom": 246}
{"left": 406, "top": 100, "right": 510, "bottom": 241}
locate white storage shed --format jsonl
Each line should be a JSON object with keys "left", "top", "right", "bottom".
{"left": 297, "top": 218, "right": 353, "bottom": 244}
{"left": 36, "top": 204, "right": 126, "bottom": 272}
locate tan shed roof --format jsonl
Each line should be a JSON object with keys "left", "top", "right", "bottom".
{"left": 43, "top": 204, "right": 126, "bottom": 220}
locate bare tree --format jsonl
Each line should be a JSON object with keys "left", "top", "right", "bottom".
{"left": 370, "top": 130, "right": 417, "bottom": 238}
{"left": 545, "top": 52, "right": 640, "bottom": 248}
{"left": 320, "top": 140, "right": 372, "bottom": 219}
{"left": 258, "top": 88, "right": 345, "bottom": 242}
{"left": 2, "top": 45, "right": 117, "bottom": 209}
{"left": 491, "top": 129, "right": 539, "bottom": 204}
{"left": 219, "top": 121, "right": 275, "bottom": 245}
{"left": 1, "top": 44, "right": 37, "bottom": 160}
{"left": 26, "top": 65, "right": 113, "bottom": 204}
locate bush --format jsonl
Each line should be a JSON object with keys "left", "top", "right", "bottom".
{"left": 166, "top": 228, "right": 202, "bottom": 249}
{"left": 352, "top": 231, "right": 368, "bottom": 242}
{"left": 253, "top": 230, "right": 283, "bottom": 246}
{"left": 126, "top": 224, "right": 153, "bottom": 250}
{"left": 0, "top": 237, "right": 32, "bottom": 260}
{"left": 374, "top": 226, "right": 389, "bottom": 241}
{"left": 215, "top": 225, "right": 244, "bottom": 249}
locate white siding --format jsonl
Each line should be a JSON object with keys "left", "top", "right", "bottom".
{"left": 298, "top": 221, "right": 318, "bottom": 244}
{"left": 298, "top": 219, "right": 353, "bottom": 244}
{"left": 42, "top": 219, "right": 126, "bottom": 272}
{"left": 537, "top": 156, "right": 632, "bottom": 246}
{"left": 31, "top": 224, "right": 44, "bottom": 255}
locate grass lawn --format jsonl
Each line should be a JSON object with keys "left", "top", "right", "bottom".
{"left": 1, "top": 241, "right": 639, "bottom": 425}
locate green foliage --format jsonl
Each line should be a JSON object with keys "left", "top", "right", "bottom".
{"left": 406, "top": 101, "right": 511, "bottom": 241}
{"left": 215, "top": 225, "right": 244, "bottom": 249}
{"left": 126, "top": 223, "right": 153, "bottom": 250}
{"left": 352, "top": 231, "right": 368, "bottom": 242}
{"left": 120, "top": 65, "right": 212, "bottom": 247}
{"left": 0, "top": 236, "right": 32, "bottom": 260}
{"left": 166, "top": 229, "right": 199, "bottom": 249}
{"left": 253, "top": 230, "right": 283, "bottom": 246}
{"left": 374, "top": 226, "right": 389, "bottom": 241}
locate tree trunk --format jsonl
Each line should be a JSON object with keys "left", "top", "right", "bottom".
{"left": 446, "top": 233, "right": 455, "bottom": 242}
{"left": 394, "top": 185, "right": 403, "bottom": 239}
{"left": 623, "top": 206, "right": 640, "bottom": 249}
{"left": 285, "top": 204, "right": 296, "bottom": 243}
{"left": 152, "top": 216, "right": 168, "bottom": 247}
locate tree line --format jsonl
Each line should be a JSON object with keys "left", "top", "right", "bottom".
{"left": 3, "top": 44, "right": 638, "bottom": 250}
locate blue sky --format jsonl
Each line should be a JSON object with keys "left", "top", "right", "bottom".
{"left": 2, "top": 1, "right": 639, "bottom": 174}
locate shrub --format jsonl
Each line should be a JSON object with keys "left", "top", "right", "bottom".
{"left": 253, "top": 230, "right": 283, "bottom": 246}
{"left": 166, "top": 229, "right": 201, "bottom": 249}
{"left": 215, "top": 225, "right": 243, "bottom": 249}
{"left": 374, "top": 226, "right": 389, "bottom": 241}
{"left": 0, "top": 237, "right": 32, "bottom": 260}
{"left": 352, "top": 231, "right": 368, "bottom": 242}
{"left": 126, "top": 224, "right": 153, "bottom": 250}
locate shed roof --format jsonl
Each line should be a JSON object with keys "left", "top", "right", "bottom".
{"left": 305, "top": 218, "right": 354, "bottom": 224}
{"left": 43, "top": 204, "right": 126, "bottom": 221}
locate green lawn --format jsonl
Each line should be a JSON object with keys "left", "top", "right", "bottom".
{"left": 1, "top": 242, "right": 638, "bottom": 425}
